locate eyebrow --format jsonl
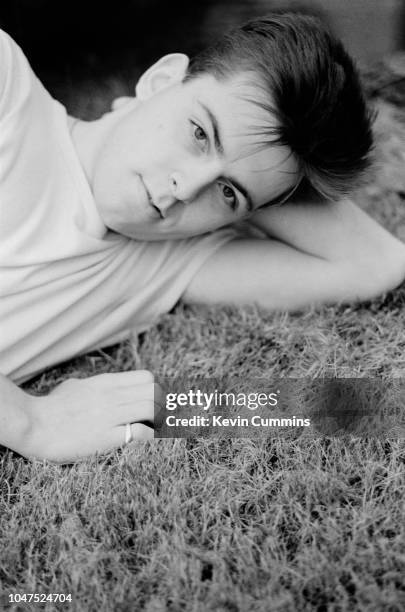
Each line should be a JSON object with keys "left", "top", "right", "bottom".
{"left": 198, "top": 101, "right": 254, "bottom": 213}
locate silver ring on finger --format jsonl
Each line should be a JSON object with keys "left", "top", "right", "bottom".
{"left": 125, "top": 423, "right": 133, "bottom": 445}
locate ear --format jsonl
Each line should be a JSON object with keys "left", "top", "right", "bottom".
{"left": 110, "top": 96, "right": 133, "bottom": 111}
{"left": 135, "top": 54, "right": 189, "bottom": 100}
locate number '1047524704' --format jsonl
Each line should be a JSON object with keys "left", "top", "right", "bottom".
{"left": 8, "top": 593, "right": 72, "bottom": 603}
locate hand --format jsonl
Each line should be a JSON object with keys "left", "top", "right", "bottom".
{"left": 22, "top": 371, "right": 161, "bottom": 463}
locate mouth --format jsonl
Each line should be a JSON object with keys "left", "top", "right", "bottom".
{"left": 142, "top": 178, "right": 163, "bottom": 219}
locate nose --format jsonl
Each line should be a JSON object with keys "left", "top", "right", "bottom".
{"left": 156, "top": 160, "right": 223, "bottom": 216}
{"left": 171, "top": 159, "right": 224, "bottom": 202}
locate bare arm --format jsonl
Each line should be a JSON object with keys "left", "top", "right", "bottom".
{"left": 0, "top": 374, "right": 32, "bottom": 453}
{"left": 248, "top": 198, "right": 404, "bottom": 264}
{"left": 0, "top": 372, "right": 158, "bottom": 463}
{"left": 183, "top": 199, "right": 405, "bottom": 310}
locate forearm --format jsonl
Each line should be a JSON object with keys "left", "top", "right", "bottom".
{"left": 0, "top": 373, "right": 32, "bottom": 454}
{"left": 249, "top": 198, "right": 405, "bottom": 295}
{"left": 249, "top": 198, "right": 405, "bottom": 264}
{"left": 186, "top": 198, "right": 405, "bottom": 310}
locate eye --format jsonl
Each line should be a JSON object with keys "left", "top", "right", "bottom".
{"left": 221, "top": 184, "right": 238, "bottom": 211}
{"left": 191, "top": 121, "right": 208, "bottom": 149}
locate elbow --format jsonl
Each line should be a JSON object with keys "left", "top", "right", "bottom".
{"left": 370, "top": 265, "right": 405, "bottom": 299}
{"left": 349, "top": 247, "right": 405, "bottom": 302}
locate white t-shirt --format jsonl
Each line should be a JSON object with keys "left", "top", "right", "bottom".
{"left": 0, "top": 30, "right": 235, "bottom": 383}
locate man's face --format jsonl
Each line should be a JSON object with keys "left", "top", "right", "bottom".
{"left": 91, "top": 65, "right": 299, "bottom": 240}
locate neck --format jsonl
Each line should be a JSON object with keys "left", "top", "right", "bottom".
{"left": 68, "top": 106, "right": 131, "bottom": 188}
{"left": 68, "top": 115, "right": 103, "bottom": 187}
{"left": 69, "top": 99, "right": 140, "bottom": 191}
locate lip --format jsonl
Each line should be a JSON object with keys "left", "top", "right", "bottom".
{"left": 139, "top": 176, "right": 162, "bottom": 219}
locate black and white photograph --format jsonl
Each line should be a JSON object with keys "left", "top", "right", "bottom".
{"left": 1, "top": 1, "right": 404, "bottom": 610}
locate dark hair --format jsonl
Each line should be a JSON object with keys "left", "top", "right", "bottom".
{"left": 185, "top": 13, "right": 374, "bottom": 202}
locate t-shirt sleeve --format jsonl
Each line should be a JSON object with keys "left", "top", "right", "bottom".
{"left": 1, "top": 227, "right": 239, "bottom": 383}
{"left": 96, "top": 227, "right": 239, "bottom": 342}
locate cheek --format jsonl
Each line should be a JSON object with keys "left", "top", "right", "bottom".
{"left": 93, "top": 154, "right": 132, "bottom": 210}
{"left": 186, "top": 196, "right": 233, "bottom": 232}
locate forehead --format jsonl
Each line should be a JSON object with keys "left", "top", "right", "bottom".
{"left": 183, "top": 71, "right": 271, "bottom": 135}
{"left": 181, "top": 73, "right": 300, "bottom": 208}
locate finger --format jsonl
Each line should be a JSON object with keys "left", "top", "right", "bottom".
{"left": 108, "top": 422, "right": 154, "bottom": 450}
{"left": 127, "top": 423, "right": 154, "bottom": 441}
{"left": 116, "top": 399, "right": 157, "bottom": 425}
{"left": 113, "top": 381, "right": 160, "bottom": 402}
{"left": 96, "top": 370, "right": 154, "bottom": 387}
{"left": 115, "top": 382, "right": 164, "bottom": 408}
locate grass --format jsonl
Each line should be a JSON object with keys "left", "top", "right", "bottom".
{"left": 0, "top": 439, "right": 404, "bottom": 611}
{"left": 1, "top": 61, "right": 405, "bottom": 611}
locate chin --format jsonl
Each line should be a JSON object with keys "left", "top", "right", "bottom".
{"left": 117, "top": 229, "right": 168, "bottom": 241}
{"left": 136, "top": 232, "right": 181, "bottom": 241}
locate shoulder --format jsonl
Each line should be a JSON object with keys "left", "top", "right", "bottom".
{"left": 0, "top": 28, "right": 36, "bottom": 120}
